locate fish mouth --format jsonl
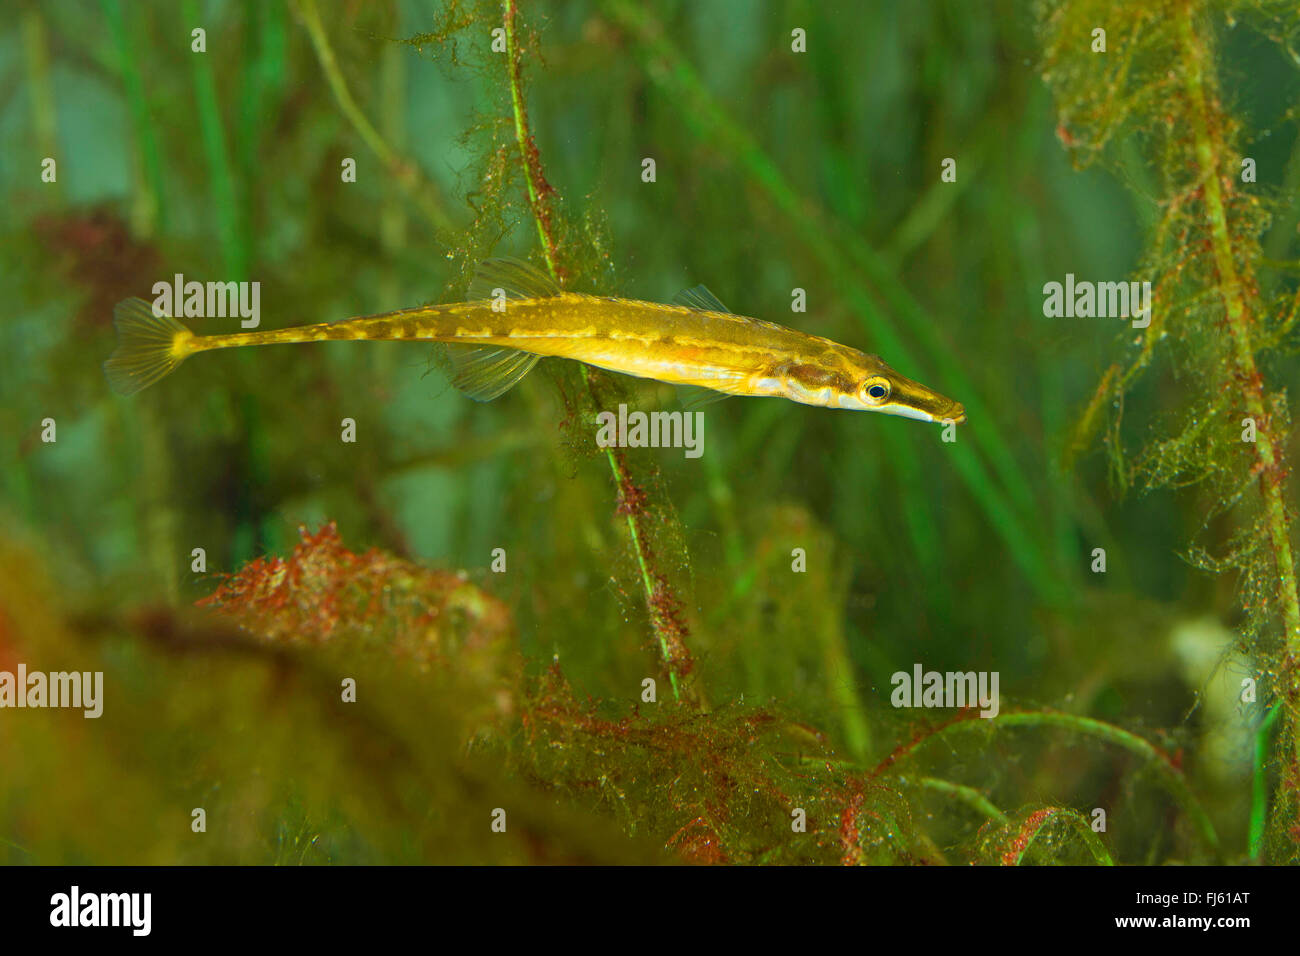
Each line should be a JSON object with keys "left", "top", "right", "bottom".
{"left": 886, "top": 371, "right": 966, "bottom": 425}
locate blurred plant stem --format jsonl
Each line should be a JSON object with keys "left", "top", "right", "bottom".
{"left": 237, "top": 0, "right": 287, "bottom": 272}
{"left": 23, "top": 9, "right": 58, "bottom": 199}
{"left": 182, "top": 0, "right": 245, "bottom": 280}
{"left": 503, "top": 0, "right": 561, "bottom": 283}
{"left": 379, "top": 41, "right": 409, "bottom": 295}
{"left": 504, "top": 0, "right": 699, "bottom": 704}
{"left": 602, "top": 0, "right": 1067, "bottom": 605}
{"left": 1249, "top": 703, "right": 1281, "bottom": 862}
{"left": 101, "top": 0, "right": 164, "bottom": 233}
{"left": 294, "top": 0, "right": 457, "bottom": 237}
{"left": 909, "top": 775, "right": 1007, "bottom": 823}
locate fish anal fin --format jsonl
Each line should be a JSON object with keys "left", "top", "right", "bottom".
{"left": 672, "top": 284, "right": 732, "bottom": 313}
{"left": 443, "top": 343, "right": 541, "bottom": 402}
{"left": 468, "top": 257, "right": 562, "bottom": 303}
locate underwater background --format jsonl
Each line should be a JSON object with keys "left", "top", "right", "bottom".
{"left": 2, "top": 0, "right": 1299, "bottom": 865}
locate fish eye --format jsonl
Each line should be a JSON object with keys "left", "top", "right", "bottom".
{"left": 862, "top": 377, "right": 890, "bottom": 403}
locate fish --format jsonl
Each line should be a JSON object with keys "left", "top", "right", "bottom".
{"left": 103, "top": 258, "right": 966, "bottom": 424}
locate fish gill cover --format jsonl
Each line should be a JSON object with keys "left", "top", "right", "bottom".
{"left": 0, "top": 0, "right": 1297, "bottom": 868}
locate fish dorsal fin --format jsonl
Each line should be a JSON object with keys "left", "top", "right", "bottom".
{"left": 672, "top": 284, "right": 731, "bottom": 313}
{"left": 468, "top": 257, "right": 562, "bottom": 302}
{"left": 672, "top": 284, "right": 795, "bottom": 338}
{"left": 442, "top": 344, "right": 541, "bottom": 402}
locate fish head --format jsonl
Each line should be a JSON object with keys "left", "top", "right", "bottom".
{"left": 839, "top": 351, "right": 966, "bottom": 424}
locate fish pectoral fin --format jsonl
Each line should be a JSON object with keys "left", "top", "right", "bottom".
{"left": 675, "top": 383, "right": 733, "bottom": 410}
{"left": 672, "top": 285, "right": 731, "bottom": 313}
{"left": 442, "top": 343, "right": 542, "bottom": 402}
{"left": 468, "top": 257, "right": 562, "bottom": 302}
{"left": 669, "top": 363, "right": 754, "bottom": 408}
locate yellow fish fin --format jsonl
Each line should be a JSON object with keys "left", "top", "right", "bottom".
{"left": 442, "top": 344, "right": 542, "bottom": 402}
{"left": 468, "top": 257, "right": 561, "bottom": 302}
{"left": 103, "top": 298, "right": 193, "bottom": 395}
{"left": 671, "top": 285, "right": 731, "bottom": 313}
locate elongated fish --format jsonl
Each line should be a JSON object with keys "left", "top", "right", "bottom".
{"left": 103, "top": 258, "right": 965, "bottom": 423}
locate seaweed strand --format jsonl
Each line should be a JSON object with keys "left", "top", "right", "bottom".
{"left": 502, "top": 0, "right": 697, "bottom": 703}
{"left": 909, "top": 775, "right": 1008, "bottom": 823}
{"left": 1041, "top": 0, "right": 1300, "bottom": 860}
{"left": 995, "top": 806, "right": 1115, "bottom": 866}
{"left": 295, "top": 0, "right": 456, "bottom": 235}
{"left": 1173, "top": 7, "right": 1300, "bottom": 698}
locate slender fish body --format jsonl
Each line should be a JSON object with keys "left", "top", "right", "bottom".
{"left": 103, "top": 258, "right": 965, "bottom": 424}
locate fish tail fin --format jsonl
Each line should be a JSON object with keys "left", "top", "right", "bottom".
{"left": 104, "top": 298, "right": 194, "bottom": 395}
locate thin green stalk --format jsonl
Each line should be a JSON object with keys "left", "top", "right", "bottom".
{"left": 502, "top": 0, "right": 696, "bottom": 703}
{"left": 294, "top": 0, "right": 456, "bottom": 236}
{"left": 379, "top": 42, "right": 409, "bottom": 257}
{"left": 376, "top": 37, "right": 409, "bottom": 385}
{"left": 884, "top": 142, "right": 984, "bottom": 265}
{"left": 0, "top": 836, "right": 33, "bottom": 861}
{"left": 503, "top": 0, "right": 558, "bottom": 281}
{"left": 101, "top": 0, "right": 165, "bottom": 233}
{"left": 182, "top": 0, "right": 244, "bottom": 279}
{"left": 1249, "top": 703, "right": 1281, "bottom": 862}
{"left": 909, "top": 775, "right": 1007, "bottom": 823}
{"left": 823, "top": 656, "right": 871, "bottom": 762}
{"left": 236, "top": 0, "right": 287, "bottom": 269}
{"left": 23, "top": 10, "right": 57, "bottom": 176}
{"left": 817, "top": 563, "right": 872, "bottom": 761}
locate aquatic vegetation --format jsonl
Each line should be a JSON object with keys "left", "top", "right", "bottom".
{"left": 197, "top": 522, "right": 520, "bottom": 732}
{"left": 1, "top": 0, "right": 1297, "bottom": 867}
{"left": 1042, "top": 0, "right": 1300, "bottom": 862}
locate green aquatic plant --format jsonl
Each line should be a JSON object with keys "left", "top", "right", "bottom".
{"left": 494, "top": 0, "right": 703, "bottom": 704}
{"left": 4, "top": 0, "right": 1293, "bottom": 866}
{"left": 1041, "top": 0, "right": 1300, "bottom": 861}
